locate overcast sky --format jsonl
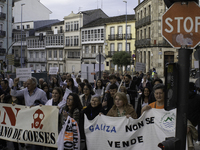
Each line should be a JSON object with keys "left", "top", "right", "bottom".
{"left": 40, "top": 0, "right": 140, "bottom": 21}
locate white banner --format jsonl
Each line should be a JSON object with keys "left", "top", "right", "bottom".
{"left": 0, "top": 104, "right": 58, "bottom": 148}
{"left": 49, "top": 67, "right": 59, "bottom": 75}
{"left": 85, "top": 109, "right": 177, "bottom": 150}
{"left": 16, "top": 68, "right": 32, "bottom": 82}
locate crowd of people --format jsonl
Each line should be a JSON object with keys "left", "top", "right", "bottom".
{"left": 0, "top": 69, "right": 199, "bottom": 150}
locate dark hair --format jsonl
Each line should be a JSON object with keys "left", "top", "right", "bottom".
{"left": 109, "top": 75, "right": 116, "bottom": 80}
{"left": 76, "top": 77, "right": 81, "bottom": 84}
{"left": 84, "top": 84, "right": 95, "bottom": 95}
{"left": 78, "top": 82, "right": 85, "bottom": 94}
{"left": 65, "top": 93, "right": 83, "bottom": 114}
{"left": 83, "top": 79, "right": 89, "bottom": 84}
{"left": 52, "top": 87, "right": 63, "bottom": 102}
{"left": 1, "top": 79, "right": 8, "bottom": 85}
{"left": 125, "top": 74, "right": 131, "bottom": 79}
{"left": 95, "top": 79, "right": 103, "bottom": 89}
{"left": 52, "top": 77, "right": 59, "bottom": 88}
{"left": 189, "top": 82, "right": 197, "bottom": 92}
{"left": 110, "top": 84, "right": 118, "bottom": 90}
{"left": 153, "top": 78, "right": 163, "bottom": 85}
{"left": 153, "top": 84, "right": 165, "bottom": 93}
{"left": 41, "top": 83, "right": 51, "bottom": 99}
{"left": 67, "top": 78, "right": 75, "bottom": 89}
{"left": 141, "top": 87, "right": 151, "bottom": 102}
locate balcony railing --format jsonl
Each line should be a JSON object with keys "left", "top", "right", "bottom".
{"left": 0, "top": 12, "right": 6, "bottom": 20}
{"left": 158, "top": 39, "right": 172, "bottom": 47}
{"left": 0, "top": 48, "right": 5, "bottom": 54}
{"left": 116, "top": 34, "right": 123, "bottom": 40}
{"left": 135, "top": 38, "right": 151, "bottom": 47}
{"left": 0, "top": 30, "right": 6, "bottom": 38}
{"left": 135, "top": 15, "right": 151, "bottom": 28}
{"left": 124, "top": 34, "right": 132, "bottom": 40}
{"left": 68, "top": 56, "right": 80, "bottom": 59}
{"left": 0, "top": 0, "right": 6, "bottom": 3}
{"left": 107, "top": 51, "right": 132, "bottom": 57}
{"left": 108, "top": 34, "right": 115, "bottom": 40}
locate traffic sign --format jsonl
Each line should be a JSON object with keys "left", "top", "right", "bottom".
{"left": 162, "top": 2, "right": 200, "bottom": 49}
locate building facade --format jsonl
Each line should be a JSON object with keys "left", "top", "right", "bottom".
{"left": 134, "top": 0, "right": 178, "bottom": 77}
{"left": 104, "top": 15, "right": 136, "bottom": 73}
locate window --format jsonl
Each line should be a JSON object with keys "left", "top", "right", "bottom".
{"left": 71, "top": 22, "right": 73, "bottom": 31}
{"left": 110, "top": 27, "right": 114, "bottom": 35}
{"left": 127, "top": 26, "right": 131, "bottom": 34}
{"left": 144, "top": 29, "right": 146, "bottom": 39}
{"left": 118, "top": 26, "right": 122, "bottom": 34}
{"left": 70, "top": 36, "right": 73, "bottom": 46}
{"left": 49, "top": 63, "right": 52, "bottom": 70}
{"left": 66, "top": 36, "right": 70, "bottom": 46}
{"left": 0, "top": 24, "right": 3, "bottom": 30}
{"left": 74, "top": 36, "right": 79, "bottom": 46}
{"left": 127, "top": 43, "right": 130, "bottom": 52}
{"left": 92, "top": 46, "right": 96, "bottom": 53}
{"left": 110, "top": 43, "right": 114, "bottom": 51}
{"left": 148, "top": 27, "right": 151, "bottom": 38}
{"left": 15, "top": 50, "right": 18, "bottom": 57}
{"left": 26, "top": 25, "right": 30, "bottom": 29}
{"left": 41, "top": 52, "right": 45, "bottom": 58}
{"left": 99, "top": 46, "right": 103, "bottom": 53}
{"left": 0, "top": 6, "right": 2, "bottom": 13}
{"left": 30, "top": 52, "right": 33, "bottom": 58}
{"left": 35, "top": 52, "right": 39, "bottom": 58}
{"left": 85, "top": 46, "right": 89, "bottom": 53}
{"left": 74, "top": 21, "right": 79, "bottom": 31}
{"left": 118, "top": 43, "right": 122, "bottom": 51}
{"left": 17, "top": 26, "right": 20, "bottom": 30}
{"left": 101, "top": 29, "right": 104, "bottom": 40}
{"left": 59, "top": 50, "right": 63, "bottom": 58}
{"left": 66, "top": 22, "right": 70, "bottom": 31}
{"left": 60, "top": 26, "right": 63, "bottom": 33}
{"left": 49, "top": 50, "right": 52, "bottom": 58}
{"left": 82, "top": 31, "right": 84, "bottom": 42}
{"left": 54, "top": 50, "right": 57, "bottom": 58}
{"left": 22, "top": 49, "right": 25, "bottom": 57}
{"left": 68, "top": 51, "right": 80, "bottom": 58}
{"left": 59, "top": 64, "right": 63, "bottom": 73}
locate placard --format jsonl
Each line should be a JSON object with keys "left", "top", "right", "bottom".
{"left": 16, "top": 68, "right": 32, "bottom": 81}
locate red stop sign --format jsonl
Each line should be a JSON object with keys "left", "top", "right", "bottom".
{"left": 162, "top": 2, "right": 200, "bottom": 49}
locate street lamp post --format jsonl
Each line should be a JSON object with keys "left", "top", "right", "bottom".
{"left": 123, "top": 0, "right": 127, "bottom": 52}
{"left": 21, "top": 3, "right": 25, "bottom": 68}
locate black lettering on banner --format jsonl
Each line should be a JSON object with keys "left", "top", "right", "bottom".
{"left": 115, "top": 141, "right": 120, "bottom": 148}
{"left": 125, "top": 121, "right": 144, "bottom": 132}
{"left": 28, "top": 131, "right": 33, "bottom": 142}
{"left": 33, "top": 131, "right": 39, "bottom": 142}
{"left": 131, "top": 139, "right": 136, "bottom": 145}
{"left": 108, "top": 140, "right": 113, "bottom": 147}
{"left": 23, "top": 130, "right": 28, "bottom": 141}
{"left": 138, "top": 136, "right": 143, "bottom": 143}
{"left": 122, "top": 141, "right": 129, "bottom": 147}
{"left": 39, "top": 131, "right": 44, "bottom": 143}
{"left": 146, "top": 117, "right": 155, "bottom": 124}
{"left": 12, "top": 128, "right": 22, "bottom": 140}
{"left": 50, "top": 133, "right": 55, "bottom": 144}
{"left": 12, "top": 128, "right": 18, "bottom": 139}
{"left": 44, "top": 132, "right": 50, "bottom": 144}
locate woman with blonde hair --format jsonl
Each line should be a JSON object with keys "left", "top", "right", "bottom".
{"left": 107, "top": 92, "right": 137, "bottom": 119}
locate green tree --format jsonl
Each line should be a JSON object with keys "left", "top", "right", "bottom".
{"left": 112, "top": 51, "right": 131, "bottom": 72}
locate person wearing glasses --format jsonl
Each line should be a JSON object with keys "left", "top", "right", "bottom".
{"left": 11, "top": 77, "right": 48, "bottom": 106}
{"left": 79, "top": 84, "right": 94, "bottom": 108}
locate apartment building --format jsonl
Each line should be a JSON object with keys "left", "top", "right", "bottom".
{"left": 104, "top": 15, "right": 136, "bottom": 73}
{"left": 134, "top": 0, "right": 177, "bottom": 76}
{"left": 64, "top": 9, "right": 108, "bottom": 73}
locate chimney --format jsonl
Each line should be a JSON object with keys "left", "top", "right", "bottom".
{"left": 138, "top": 0, "right": 140, "bottom": 4}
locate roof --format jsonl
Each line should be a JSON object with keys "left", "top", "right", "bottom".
{"left": 34, "top": 20, "right": 62, "bottom": 31}
{"left": 79, "top": 8, "right": 108, "bottom": 17}
{"left": 82, "top": 14, "right": 135, "bottom": 28}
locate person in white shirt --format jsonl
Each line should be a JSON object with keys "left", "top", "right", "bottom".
{"left": 7, "top": 74, "right": 13, "bottom": 88}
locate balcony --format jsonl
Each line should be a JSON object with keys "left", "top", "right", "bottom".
{"left": 107, "top": 51, "right": 116, "bottom": 57}
{"left": 116, "top": 34, "right": 123, "bottom": 40}
{"left": 27, "top": 58, "right": 47, "bottom": 62}
{"left": 124, "top": 34, "right": 132, "bottom": 40}
{"left": 108, "top": 34, "right": 115, "bottom": 40}
{"left": 135, "top": 15, "right": 151, "bottom": 29}
{"left": 0, "top": 30, "right": 6, "bottom": 38}
{"left": 135, "top": 38, "right": 151, "bottom": 47}
{"left": 0, "top": 48, "right": 5, "bottom": 54}
{"left": 0, "top": 12, "right": 6, "bottom": 20}
{"left": 0, "top": 0, "right": 6, "bottom": 3}
{"left": 158, "top": 39, "right": 172, "bottom": 47}
{"left": 68, "top": 56, "right": 80, "bottom": 59}
{"left": 82, "top": 53, "right": 97, "bottom": 58}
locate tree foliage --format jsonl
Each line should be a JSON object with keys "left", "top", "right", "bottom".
{"left": 112, "top": 51, "right": 131, "bottom": 67}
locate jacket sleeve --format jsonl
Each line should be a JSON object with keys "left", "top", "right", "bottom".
{"left": 10, "top": 88, "right": 25, "bottom": 97}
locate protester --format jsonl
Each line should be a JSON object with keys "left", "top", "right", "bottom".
{"left": 119, "top": 86, "right": 130, "bottom": 104}
{"left": 66, "top": 78, "right": 78, "bottom": 93}
{"left": 78, "top": 82, "right": 85, "bottom": 96}
{"left": 38, "top": 78, "right": 44, "bottom": 88}
{"left": 41, "top": 83, "right": 52, "bottom": 100}
{"left": 107, "top": 92, "right": 137, "bottom": 119}
{"left": 62, "top": 93, "right": 83, "bottom": 124}
{"left": 136, "top": 87, "right": 151, "bottom": 118}
{"left": 7, "top": 74, "right": 13, "bottom": 88}
{"left": 102, "top": 71, "right": 109, "bottom": 87}
{"left": 79, "top": 84, "right": 94, "bottom": 108}
{"left": 133, "top": 72, "right": 141, "bottom": 90}
{"left": 138, "top": 75, "right": 152, "bottom": 93}
{"left": 0, "top": 79, "right": 10, "bottom": 96}
{"left": 93, "top": 79, "right": 105, "bottom": 97}
{"left": 105, "top": 75, "right": 119, "bottom": 92}
{"left": 11, "top": 77, "right": 48, "bottom": 106}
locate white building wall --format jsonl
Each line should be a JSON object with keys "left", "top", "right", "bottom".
{"left": 13, "top": 0, "right": 51, "bottom": 23}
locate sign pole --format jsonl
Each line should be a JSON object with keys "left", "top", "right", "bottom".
{"left": 99, "top": 51, "right": 101, "bottom": 79}
{"left": 176, "top": 47, "right": 193, "bottom": 150}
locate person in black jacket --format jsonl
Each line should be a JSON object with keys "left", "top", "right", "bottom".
{"left": 80, "top": 95, "right": 106, "bottom": 150}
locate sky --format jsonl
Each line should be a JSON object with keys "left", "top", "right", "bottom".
{"left": 40, "top": 0, "right": 139, "bottom": 21}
